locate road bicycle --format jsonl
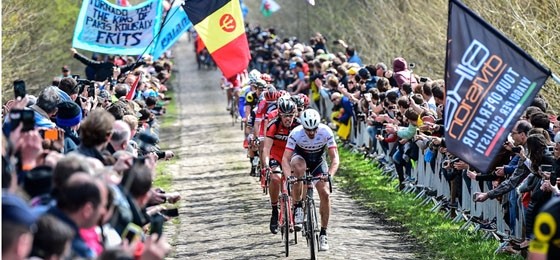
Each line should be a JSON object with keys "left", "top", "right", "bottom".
{"left": 229, "top": 94, "right": 240, "bottom": 126}
{"left": 278, "top": 174, "right": 297, "bottom": 257}
{"left": 291, "top": 170, "right": 332, "bottom": 260}
{"left": 260, "top": 167, "right": 270, "bottom": 194}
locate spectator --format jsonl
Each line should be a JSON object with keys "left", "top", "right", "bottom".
{"left": 107, "top": 120, "right": 132, "bottom": 155}
{"left": 30, "top": 86, "right": 61, "bottom": 129}
{"left": 47, "top": 173, "right": 108, "bottom": 259}
{"left": 57, "top": 77, "right": 79, "bottom": 101}
{"left": 2, "top": 192, "right": 39, "bottom": 260}
{"left": 392, "top": 57, "right": 418, "bottom": 89}
{"left": 76, "top": 108, "right": 115, "bottom": 165}
{"left": 71, "top": 48, "right": 143, "bottom": 82}
{"left": 29, "top": 215, "right": 75, "bottom": 260}
{"left": 56, "top": 101, "right": 83, "bottom": 154}
{"left": 330, "top": 92, "right": 354, "bottom": 141}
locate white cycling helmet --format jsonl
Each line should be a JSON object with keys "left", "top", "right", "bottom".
{"left": 300, "top": 109, "right": 321, "bottom": 130}
{"left": 248, "top": 69, "right": 262, "bottom": 84}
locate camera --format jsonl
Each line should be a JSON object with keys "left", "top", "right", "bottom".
{"left": 356, "top": 112, "right": 367, "bottom": 121}
{"left": 9, "top": 109, "right": 35, "bottom": 132}
{"left": 511, "top": 146, "right": 522, "bottom": 153}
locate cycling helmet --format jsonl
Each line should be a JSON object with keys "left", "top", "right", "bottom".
{"left": 298, "top": 93, "right": 310, "bottom": 108}
{"left": 278, "top": 97, "right": 296, "bottom": 114}
{"left": 248, "top": 69, "right": 262, "bottom": 84}
{"left": 253, "top": 79, "right": 267, "bottom": 89}
{"left": 290, "top": 95, "right": 304, "bottom": 108}
{"left": 300, "top": 109, "right": 321, "bottom": 130}
{"left": 260, "top": 73, "right": 272, "bottom": 83}
{"left": 264, "top": 89, "right": 281, "bottom": 101}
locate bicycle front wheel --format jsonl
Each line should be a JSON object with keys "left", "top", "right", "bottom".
{"left": 307, "top": 200, "right": 319, "bottom": 260}
{"left": 282, "top": 195, "right": 290, "bottom": 257}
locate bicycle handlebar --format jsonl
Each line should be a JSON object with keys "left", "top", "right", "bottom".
{"left": 289, "top": 175, "right": 333, "bottom": 193}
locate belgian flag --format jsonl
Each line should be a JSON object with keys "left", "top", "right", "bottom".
{"left": 183, "top": 0, "right": 250, "bottom": 78}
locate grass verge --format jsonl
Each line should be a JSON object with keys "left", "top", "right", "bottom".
{"left": 336, "top": 147, "right": 521, "bottom": 260}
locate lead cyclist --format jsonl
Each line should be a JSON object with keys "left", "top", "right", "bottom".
{"left": 281, "top": 108, "right": 339, "bottom": 251}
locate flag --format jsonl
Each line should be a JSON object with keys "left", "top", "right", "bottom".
{"left": 72, "top": 0, "right": 163, "bottom": 55}
{"left": 182, "top": 0, "right": 251, "bottom": 79}
{"left": 307, "top": 0, "right": 315, "bottom": 6}
{"left": 444, "top": 0, "right": 550, "bottom": 173}
{"left": 150, "top": 5, "right": 193, "bottom": 59}
{"left": 261, "top": 0, "right": 280, "bottom": 17}
{"left": 126, "top": 72, "right": 142, "bottom": 100}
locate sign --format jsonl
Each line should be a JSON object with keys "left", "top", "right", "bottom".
{"left": 73, "top": 0, "right": 163, "bottom": 55}
{"left": 444, "top": 0, "right": 550, "bottom": 173}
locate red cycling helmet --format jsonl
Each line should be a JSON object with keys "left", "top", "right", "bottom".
{"left": 260, "top": 73, "right": 272, "bottom": 83}
{"left": 298, "top": 93, "right": 310, "bottom": 108}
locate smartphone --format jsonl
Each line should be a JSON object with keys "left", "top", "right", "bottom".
{"left": 13, "top": 80, "right": 26, "bottom": 99}
{"left": 150, "top": 213, "right": 165, "bottom": 237}
{"left": 9, "top": 109, "right": 35, "bottom": 132}
{"left": 511, "top": 147, "right": 522, "bottom": 153}
{"left": 161, "top": 208, "right": 179, "bottom": 217}
{"left": 41, "top": 128, "right": 59, "bottom": 141}
{"left": 121, "top": 223, "right": 142, "bottom": 242}
{"left": 87, "top": 85, "right": 96, "bottom": 98}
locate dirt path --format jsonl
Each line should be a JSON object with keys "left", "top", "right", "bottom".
{"left": 162, "top": 35, "right": 418, "bottom": 260}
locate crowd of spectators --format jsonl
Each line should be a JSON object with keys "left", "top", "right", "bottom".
{"left": 246, "top": 25, "right": 560, "bottom": 256}
{"left": 2, "top": 48, "right": 177, "bottom": 259}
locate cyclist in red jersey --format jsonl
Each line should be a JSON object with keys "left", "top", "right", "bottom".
{"left": 263, "top": 97, "right": 299, "bottom": 234}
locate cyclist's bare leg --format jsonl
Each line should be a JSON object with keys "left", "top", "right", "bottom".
{"left": 315, "top": 180, "right": 331, "bottom": 229}
{"left": 290, "top": 156, "right": 307, "bottom": 203}
{"left": 269, "top": 167, "right": 282, "bottom": 204}
{"left": 226, "top": 88, "right": 233, "bottom": 109}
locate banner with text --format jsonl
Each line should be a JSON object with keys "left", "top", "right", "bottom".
{"left": 444, "top": 0, "right": 550, "bottom": 173}
{"left": 150, "top": 5, "right": 192, "bottom": 59}
{"left": 73, "top": 0, "right": 163, "bottom": 55}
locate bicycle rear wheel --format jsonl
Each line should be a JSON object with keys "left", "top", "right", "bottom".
{"left": 307, "top": 200, "right": 319, "bottom": 260}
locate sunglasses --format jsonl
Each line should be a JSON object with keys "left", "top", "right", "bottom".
{"left": 304, "top": 128, "right": 318, "bottom": 133}
{"left": 280, "top": 113, "right": 295, "bottom": 118}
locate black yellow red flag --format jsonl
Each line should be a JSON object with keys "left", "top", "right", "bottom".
{"left": 183, "top": 0, "right": 250, "bottom": 78}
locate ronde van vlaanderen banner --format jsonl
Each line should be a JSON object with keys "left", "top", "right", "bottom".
{"left": 72, "top": 0, "right": 163, "bottom": 55}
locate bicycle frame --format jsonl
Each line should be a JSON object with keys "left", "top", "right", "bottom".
{"left": 278, "top": 175, "right": 296, "bottom": 256}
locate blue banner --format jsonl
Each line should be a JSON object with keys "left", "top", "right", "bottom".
{"left": 72, "top": 0, "right": 163, "bottom": 55}
{"left": 444, "top": 0, "right": 551, "bottom": 173}
{"left": 150, "top": 5, "right": 192, "bottom": 59}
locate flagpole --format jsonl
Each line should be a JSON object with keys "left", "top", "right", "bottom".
{"left": 133, "top": 1, "right": 180, "bottom": 67}
{"left": 552, "top": 73, "right": 560, "bottom": 85}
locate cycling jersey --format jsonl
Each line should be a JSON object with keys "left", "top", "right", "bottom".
{"left": 266, "top": 114, "right": 300, "bottom": 162}
{"left": 529, "top": 197, "right": 560, "bottom": 259}
{"left": 285, "top": 124, "right": 337, "bottom": 164}
{"left": 255, "top": 100, "right": 277, "bottom": 137}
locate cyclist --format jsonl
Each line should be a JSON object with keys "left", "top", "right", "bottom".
{"left": 282, "top": 108, "right": 339, "bottom": 251}
{"left": 245, "top": 78, "right": 266, "bottom": 176}
{"left": 262, "top": 97, "right": 300, "bottom": 234}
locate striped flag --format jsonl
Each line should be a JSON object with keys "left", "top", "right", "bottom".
{"left": 183, "top": 0, "right": 251, "bottom": 78}
{"left": 261, "top": 0, "right": 280, "bottom": 17}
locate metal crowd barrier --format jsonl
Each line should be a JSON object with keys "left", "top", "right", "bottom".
{"left": 313, "top": 92, "right": 525, "bottom": 250}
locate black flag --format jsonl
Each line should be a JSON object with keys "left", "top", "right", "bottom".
{"left": 444, "top": 0, "right": 550, "bottom": 173}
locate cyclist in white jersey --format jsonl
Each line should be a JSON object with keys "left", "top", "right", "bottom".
{"left": 281, "top": 109, "right": 339, "bottom": 251}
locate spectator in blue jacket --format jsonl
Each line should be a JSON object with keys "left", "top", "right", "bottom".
{"left": 330, "top": 92, "right": 354, "bottom": 141}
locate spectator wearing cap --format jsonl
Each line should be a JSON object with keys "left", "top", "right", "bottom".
{"left": 76, "top": 109, "right": 115, "bottom": 165}
{"left": 46, "top": 173, "right": 108, "bottom": 259}
{"left": 61, "top": 65, "right": 71, "bottom": 78}
{"left": 29, "top": 215, "right": 75, "bottom": 260}
{"left": 2, "top": 192, "right": 39, "bottom": 260}
{"left": 56, "top": 101, "right": 82, "bottom": 153}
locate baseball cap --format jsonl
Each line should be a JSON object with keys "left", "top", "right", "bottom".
{"left": 61, "top": 65, "right": 70, "bottom": 72}
{"left": 2, "top": 192, "right": 39, "bottom": 230}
